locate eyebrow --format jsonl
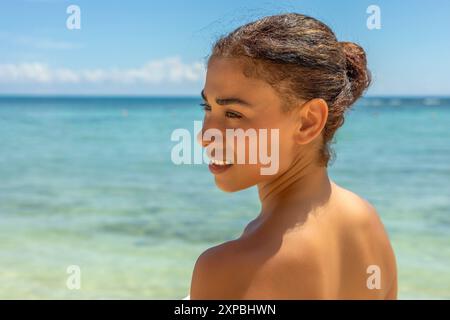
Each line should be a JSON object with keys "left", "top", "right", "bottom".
{"left": 201, "top": 89, "right": 252, "bottom": 107}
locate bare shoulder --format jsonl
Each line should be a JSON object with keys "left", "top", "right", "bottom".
{"left": 189, "top": 239, "right": 251, "bottom": 299}
{"left": 331, "top": 182, "right": 389, "bottom": 238}
{"left": 331, "top": 182, "right": 398, "bottom": 299}
{"left": 190, "top": 231, "right": 327, "bottom": 299}
{"left": 190, "top": 183, "right": 398, "bottom": 299}
{"left": 333, "top": 183, "right": 391, "bottom": 242}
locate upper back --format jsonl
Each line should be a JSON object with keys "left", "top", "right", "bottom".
{"left": 190, "top": 183, "right": 397, "bottom": 299}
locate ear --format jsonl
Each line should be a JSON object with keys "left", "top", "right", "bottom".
{"left": 293, "top": 98, "right": 328, "bottom": 145}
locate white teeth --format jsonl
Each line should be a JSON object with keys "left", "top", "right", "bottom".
{"left": 210, "top": 159, "right": 233, "bottom": 166}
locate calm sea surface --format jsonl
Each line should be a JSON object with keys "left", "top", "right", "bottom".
{"left": 0, "top": 96, "right": 449, "bottom": 299}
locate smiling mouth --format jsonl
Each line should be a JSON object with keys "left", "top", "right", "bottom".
{"left": 208, "top": 159, "right": 233, "bottom": 174}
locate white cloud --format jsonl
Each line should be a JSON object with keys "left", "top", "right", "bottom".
{"left": 0, "top": 32, "right": 83, "bottom": 50}
{"left": 16, "top": 36, "right": 83, "bottom": 50}
{"left": 0, "top": 63, "right": 52, "bottom": 83}
{"left": 0, "top": 57, "right": 206, "bottom": 85}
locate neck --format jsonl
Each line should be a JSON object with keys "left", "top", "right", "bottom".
{"left": 257, "top": 152, "right": 332, "bottom": 216}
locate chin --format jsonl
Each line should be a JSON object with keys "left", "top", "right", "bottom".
{"left": 214, "top": 175, "right": 258, "bottom": 193}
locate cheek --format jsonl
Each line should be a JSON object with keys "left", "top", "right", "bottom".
{"left": 212, "top": 119, "right": 297, "bottom": 191}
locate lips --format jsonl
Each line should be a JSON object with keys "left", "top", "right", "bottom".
{"left": 208, "top": 159, "right": 233, "bottom": 175}
{"left": 209, "top": 159, "right": 233, "bottom": 166}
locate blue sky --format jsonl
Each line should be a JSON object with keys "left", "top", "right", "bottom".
{"left": 0, "top": 0, "right": 449, "bottom": 96}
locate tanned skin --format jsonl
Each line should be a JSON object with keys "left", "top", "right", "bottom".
{"left": 190, "top": 57, "right": 397, "bottom": 300}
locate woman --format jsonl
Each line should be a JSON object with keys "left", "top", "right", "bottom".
{"left": 188, "top": 13, "right": 397, "bottom": 299}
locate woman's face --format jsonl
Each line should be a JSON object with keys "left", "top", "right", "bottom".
{"left": 199, "top": 57, "right": 304, "bottom": 192}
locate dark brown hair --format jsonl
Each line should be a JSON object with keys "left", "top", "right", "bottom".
{"left": 209, "top": 13, "right": 371, "bottom": 166}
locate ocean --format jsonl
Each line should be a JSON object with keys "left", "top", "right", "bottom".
{"left": 0, "top": 96, "right": 449, "bottom": 299}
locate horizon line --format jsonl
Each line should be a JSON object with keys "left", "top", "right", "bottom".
{"left": 0, "top": 94, "right": 449, "bottom": 99}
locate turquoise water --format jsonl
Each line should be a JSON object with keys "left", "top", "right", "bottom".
{"left": 0, "top": 96, "right": 449, "bottom": 299}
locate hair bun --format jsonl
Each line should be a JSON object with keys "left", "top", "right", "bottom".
{"left": 340, "top": 42, "right": 371, "bottom": 102}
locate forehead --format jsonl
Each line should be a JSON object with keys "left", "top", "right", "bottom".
{"left": 205, "top": 57, "right": 279, "bottom": 103}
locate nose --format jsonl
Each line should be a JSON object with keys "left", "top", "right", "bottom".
{"left": 197, "top": 116, "right": 224, "bottom": 148}
{"left": 196, "top": 129, "right": 209, "bottom": 148}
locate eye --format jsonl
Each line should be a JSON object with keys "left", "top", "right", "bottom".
{"left": 225, "top": 111, "right": 243, "bottom": 119}
{"left": 200, "top": 102, "right": 211, "bottom": 112}
{"left": 200, "top": 103, "right": 243, "bottom": 119}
